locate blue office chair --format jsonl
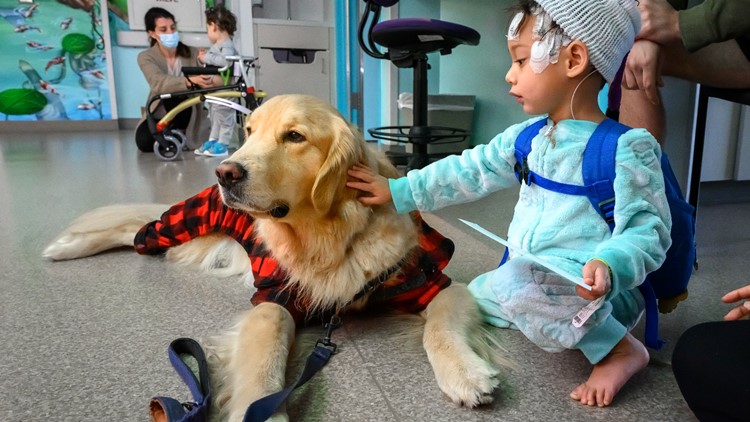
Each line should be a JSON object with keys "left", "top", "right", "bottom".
{"left": 359, "top": 0, "right": 480, "bottom": 170}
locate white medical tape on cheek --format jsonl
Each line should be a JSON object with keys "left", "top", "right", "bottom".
{"left": 530, "top": 39, "right": 550, "bottom": 73}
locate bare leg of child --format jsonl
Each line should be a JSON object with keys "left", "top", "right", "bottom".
{"left": 569, "top": 333, "right": 649, "bottom": 407}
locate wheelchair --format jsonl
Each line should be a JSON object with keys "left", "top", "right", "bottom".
{"left": 140, "top": 56, "right": 266, "bottom": 161}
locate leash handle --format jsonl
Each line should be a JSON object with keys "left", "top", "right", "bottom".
{"left": 150, "top": 338, "right": 212, "bottom": 422}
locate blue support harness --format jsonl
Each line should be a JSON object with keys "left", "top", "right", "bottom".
{"left": 508, "top": 118, "right": 695, "bottom": 350}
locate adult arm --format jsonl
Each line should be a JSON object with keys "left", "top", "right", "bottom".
{"left": 137, "top": 48, "right": 191, "bottom": 94}
{"left": 638, "top": 0, "right": 750, "bottom": 52}
{"left": 679, "top": 0, "right": 750, "bottom": 52}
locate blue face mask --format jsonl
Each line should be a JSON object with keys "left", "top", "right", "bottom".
{"left": 159, "top": 32, "right": 180, "bottom": 49}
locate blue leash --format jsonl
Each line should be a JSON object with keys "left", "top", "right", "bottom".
{"left": 150, "top": 338, "right": 212, "bottom": 422}
{"left": 242, "top": 314, "right": 342, "bottom": 422}
{"left": 154, "top": 260, "right": 405, "bottom": 422}
{"left": 149, "top": 326, "right": 339, "bottom": 422}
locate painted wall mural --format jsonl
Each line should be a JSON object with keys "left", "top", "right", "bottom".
{"left": 0, "top": 0, "right": 113, "bottom": 120}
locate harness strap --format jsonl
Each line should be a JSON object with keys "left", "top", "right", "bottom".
{"left": 515, "top": 118, "right": 625, "bottom": 227}
{"left": 149, "top": 338, "right": 212, "bottom": 422}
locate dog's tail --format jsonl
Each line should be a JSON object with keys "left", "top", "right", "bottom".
{"left": 42, "top": 204, "right": 167, "bottom": 261}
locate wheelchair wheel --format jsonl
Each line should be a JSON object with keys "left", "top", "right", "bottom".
{"left": 153, "top": 134, "right": 182, "bottom": 161}
{"left": 165, "top": 128, "right": 187, "bottom": 148}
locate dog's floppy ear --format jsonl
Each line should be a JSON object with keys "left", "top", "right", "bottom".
{"left": 311, "top": 117, "right": 364, "bottom": 214}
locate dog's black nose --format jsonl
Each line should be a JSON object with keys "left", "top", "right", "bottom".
{"left": 215, "top": 162, "right": 246, "bottom": 187}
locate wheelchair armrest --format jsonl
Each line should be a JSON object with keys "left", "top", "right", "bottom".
{"left": 182, "top": 66, "right": 221, "bottom": 76}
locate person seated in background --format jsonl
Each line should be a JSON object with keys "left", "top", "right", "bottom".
{"left": 672, "top": 284, "right": 750, "bottom": 421}
{"left": 620, "top": 0, "right": 750, "bottom": 143}
{"left": 135, "top": 7, "right": 219, "bottom": 152}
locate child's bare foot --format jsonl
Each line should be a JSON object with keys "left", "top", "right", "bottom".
{"left": 570, "top": 333, "right": 649, "bottom": 407}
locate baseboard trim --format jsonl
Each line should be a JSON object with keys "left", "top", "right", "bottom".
{"left": 0, "top": 120, "right": 119, "bottom": 133}
{"left": 0, "top": 118, "right": 143, "bottom": 133}
{"left": 698, "top": 180, "right": 750, "bottom": 205}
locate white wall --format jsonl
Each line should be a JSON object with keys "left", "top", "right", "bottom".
{"left": 440, "top": 0, "right": 527, "bottom": 146}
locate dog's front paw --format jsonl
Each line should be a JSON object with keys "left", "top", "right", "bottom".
{"left": 432, "top": 351, "right": 500, "bottom": 408}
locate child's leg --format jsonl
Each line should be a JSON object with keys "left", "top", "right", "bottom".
{"left": 571, "top": 290, "right": 648, "bottom": 407}
{"left": 570, "top": 332, "right": 648, "bottom": 407}
{"left": 215, "top": 101, "right": 237, "bottom": 146}
{"left": 207, "top": 104, "right": 221, "bottom": 142}
{"left": 466, "top": 271, "right": 517, "bottom": 329}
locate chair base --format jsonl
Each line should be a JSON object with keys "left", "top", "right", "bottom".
{"left": 369, "top": 125, "right": 470, "bottom": 171}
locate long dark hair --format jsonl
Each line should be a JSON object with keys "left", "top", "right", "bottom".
{"left": 144, "top": 7, "right": 191, "bottom": 58}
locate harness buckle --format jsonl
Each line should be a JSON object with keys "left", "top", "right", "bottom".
{"left": 316, "top": 314, "right": 342, "bottom": 354}
{"left": 182, "top": 401, "right": 198, "bottom": 411}
{"left": 515, "top": 158, "right": 531, "bottom": 185}
{"left": 598, "top": 197, "right": 616, "bottom": 224}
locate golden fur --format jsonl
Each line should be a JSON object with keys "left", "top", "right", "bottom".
{"left": 43, "top": 94, "right": 506, "bottom": 421}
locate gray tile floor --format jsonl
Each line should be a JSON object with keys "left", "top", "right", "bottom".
{"left": 1, "top": 129, "right": 747, "bottom": 421}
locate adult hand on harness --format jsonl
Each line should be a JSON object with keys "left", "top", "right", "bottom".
{"left": 722, "top": 284, "right": 750, "bottom": 321}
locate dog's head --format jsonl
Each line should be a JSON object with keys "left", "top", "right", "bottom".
{"left": 215, "top": 94, "right": 378, "bottom": 220}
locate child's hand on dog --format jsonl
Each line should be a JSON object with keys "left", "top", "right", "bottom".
{"left": 347, "top": 164, "right": 392, "bottom": 206}
{"left": 578, "top": 259, "right": 612, "bottom": 301}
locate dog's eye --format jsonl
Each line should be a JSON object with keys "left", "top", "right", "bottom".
{"left": 284, "top": 131, "right": 305, "bottom": 143}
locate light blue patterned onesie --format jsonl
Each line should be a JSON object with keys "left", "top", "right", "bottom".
{"left": 389, "top": 116, "right": 672, "bottom": 364}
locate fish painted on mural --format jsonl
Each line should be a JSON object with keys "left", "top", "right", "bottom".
{"left": 21, "top": 3, "right": 38, "bottom": 18}
{"left": 77, "top": 99, "right": 101, "bottom": 111}
{"left": 26, "top": 41, "right": 54, "bottom": 51}
{"left": 60, "top": 17, "right": 72, "bottom": 30}
{"left": 15, "top": 24, "right": 41, "bottom": 32}
{"left": 39, "top": 80, "right": 61, "bottom": 96}
{"left": 88, "top": 69, "right": 104, "bottom": 79}
{"left": 18, "top": 60, "right": 68, "bottom": 120}
{"left": 45, "top": 56, "right": 66, "bottom": 72}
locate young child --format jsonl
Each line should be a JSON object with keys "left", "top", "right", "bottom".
{"left": 195, "top": 5, "right": 239, "bottom": 157}
{"left": 347, "top": 0, "right": 672, "bottom": 408}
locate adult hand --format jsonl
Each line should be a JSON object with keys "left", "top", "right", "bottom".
{"left": 722, "top": 285, "right": 750, "bottom": 320}
{"left": 622, "top": 39, "right": 664, "bottom": 105}
{"left": 187, "top": 74, "right": 217, "bottom": 89}
{"left": 636, "top": 0, "right": 682, "bottom": 45}
{"left": 346, "top": 164, "right": 393, "bottom": 206}
{"left": 577, "top": 259, "right": 612, "bottom": 301}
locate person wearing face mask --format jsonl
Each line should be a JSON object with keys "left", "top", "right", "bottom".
{"left": 135, "top": 7, "right": 218, "bottom": 152}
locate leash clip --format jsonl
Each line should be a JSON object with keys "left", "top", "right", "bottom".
{"left": 182, "top": 401, "right": 198, "bottom": 411}
{"left": 316, "top": 314, "right": 342, "bottom": 354}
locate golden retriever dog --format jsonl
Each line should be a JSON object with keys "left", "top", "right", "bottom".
{"left": 43, "top": 94, "right": 505, "bottom": 421}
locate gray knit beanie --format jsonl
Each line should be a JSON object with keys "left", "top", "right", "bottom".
{"left": 535, "top": 0, "right": 641, "bottom": 83}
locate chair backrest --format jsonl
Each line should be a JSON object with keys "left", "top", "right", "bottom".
{"left": 369, "top": 0, "right": 398, "bottom": 6}
{"left": 359, "top": 0, "right": 391, "bottom": 59}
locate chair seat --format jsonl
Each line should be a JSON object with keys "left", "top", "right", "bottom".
{"left": 373, "top": 18, "right": 480, "bottom": 54}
